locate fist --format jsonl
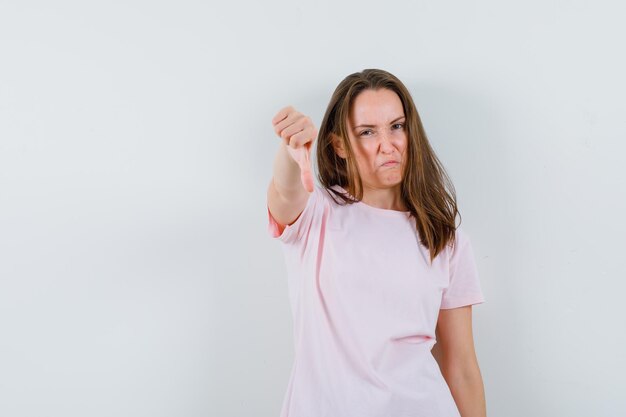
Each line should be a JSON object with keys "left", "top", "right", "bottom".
{"left": 271, "top": 106, "right": 317, "bottom": 193}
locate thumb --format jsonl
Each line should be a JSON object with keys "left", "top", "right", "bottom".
{"left": 292, "top": 145, "right": 314, "bottom": 193}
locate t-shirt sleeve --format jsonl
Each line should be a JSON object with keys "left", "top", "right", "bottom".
{"left": 440, "top": 226, "right": 486, "bottom": 310}
{"left": 267, "top": 184, "right": 325, "bottom": 245}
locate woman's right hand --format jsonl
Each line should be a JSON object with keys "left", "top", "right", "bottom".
{"left": 271, "top": 106, "right": 317, "bottom": 193}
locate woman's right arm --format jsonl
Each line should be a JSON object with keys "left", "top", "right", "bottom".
{"left": 267, "top": 106, "right": 317, "bottom": 228}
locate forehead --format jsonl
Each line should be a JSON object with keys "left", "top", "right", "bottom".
{"left": 349, "top": 88, "right": 404, "bottom": 124}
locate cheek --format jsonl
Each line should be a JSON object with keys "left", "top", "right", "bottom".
{"left": 400, "top": 136, "right": 409, "bottom": 153}
{"left": 354, "top": 143, "right": 375, "bottom": 159}
{"left": 364, "top": 140, "right": 382, "bottom": 152}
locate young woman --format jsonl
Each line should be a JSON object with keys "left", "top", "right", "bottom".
{"left": 266, "top": 69, "right": 487, "bottom": 417}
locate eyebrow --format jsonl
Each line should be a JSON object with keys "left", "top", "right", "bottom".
{"left": 353, "top": 116, "right": 406, "bottom": 129}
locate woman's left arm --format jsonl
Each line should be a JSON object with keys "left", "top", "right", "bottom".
{"left": 432, "top": 305, "right": 486, "bottom": 417}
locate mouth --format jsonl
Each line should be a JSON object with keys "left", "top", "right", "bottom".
{"left": 381, "top": 160, "right": 399, "bottom": 167}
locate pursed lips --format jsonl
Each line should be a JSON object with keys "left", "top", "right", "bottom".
{"left": 381, "top": 160, "right": 399, "bottom": 167}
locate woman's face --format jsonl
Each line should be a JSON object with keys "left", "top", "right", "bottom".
{"left": 339, "top": 88, "right": 408, "bottom": 191}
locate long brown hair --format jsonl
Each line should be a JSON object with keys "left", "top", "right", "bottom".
{"left": 315, "top": 68, "right": 461, "bottom": 263}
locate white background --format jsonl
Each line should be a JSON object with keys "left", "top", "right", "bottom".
{"left": 1, "top": 1, "right": 625, "bottom": 416}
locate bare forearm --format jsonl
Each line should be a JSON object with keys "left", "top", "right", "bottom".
{"left": 444, "top": 366, "right": 486, "bottom": 417}
{"left": 268, "top": 141, "right": 309, "bottom": 227}
{"left": 268, "top": 107, "right": 314, "bottom": 227}
{"left": 272, "top": 140, "right": 304, "bottom": 200}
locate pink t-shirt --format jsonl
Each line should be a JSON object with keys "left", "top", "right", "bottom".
{"left": 267, "top": 184, "right": 485, "bottom": 417}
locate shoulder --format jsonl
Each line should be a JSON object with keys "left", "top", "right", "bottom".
{"left": 320, "top": 184, "right": 354, "bottom": 207}
{"left": 450, "top": 225, "right": 471, "bottom": 250}
{"left": 308, "top": 183, "right": 344, "bottom": 207}
{"left": 443, "top": 225, "right": 475, "bottom": 265}
{"left": 267, "top": 183, "right": 336, "bottom": 243}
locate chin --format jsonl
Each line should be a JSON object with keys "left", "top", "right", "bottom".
{"left": 386, "top": 175, "right": 403, "bottom": 185}
{"left": 378, "top": 180, "right": 403, "bottom": 189}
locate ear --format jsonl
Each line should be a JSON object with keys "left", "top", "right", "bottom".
{"left": 331, "top": 133, "right": 347, "bottom": 159}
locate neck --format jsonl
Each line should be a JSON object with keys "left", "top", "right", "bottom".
{"left": 361, "top": 185, "right": 407, "bottom": 211}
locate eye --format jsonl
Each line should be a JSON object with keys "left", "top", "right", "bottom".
{"left": 392, "top": 123, "right": 405, "bottom": 130}
{"left": 359, "top": 129, "right": 373, "bottom": 136}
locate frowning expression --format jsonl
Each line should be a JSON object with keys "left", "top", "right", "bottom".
{"left": 339, "top": 88, "right": 408, "bottom": 190}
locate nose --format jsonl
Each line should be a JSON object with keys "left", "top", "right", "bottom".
{"left": 379, "top": 130, "right": 395, "bottom": 154}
